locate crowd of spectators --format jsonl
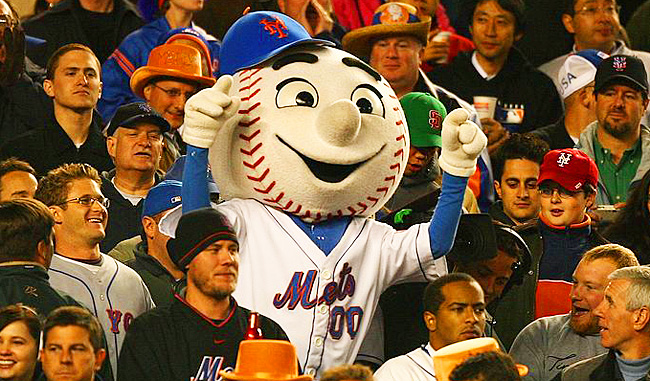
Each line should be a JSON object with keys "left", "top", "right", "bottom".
{"left": 2, "top": 0, "right": 650, "bottom": 379}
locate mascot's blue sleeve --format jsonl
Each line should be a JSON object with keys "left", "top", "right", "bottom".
{"left": 182, "top": 146, "right": 211, "bottom": 213}
{"left": 429, "top": 173, "right": 468, "bottom": 259}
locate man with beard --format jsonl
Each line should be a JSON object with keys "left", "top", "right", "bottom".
{"left": 509, "top": 244, "right": 638, "bottom": 381}
{"left": 117, "top": 207, "right": 289, "bottom": 381}
{"left": 575, "top": 54, "right": 650, "bottom": 205}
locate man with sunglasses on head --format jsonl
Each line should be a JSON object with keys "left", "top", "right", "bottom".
{"left": 100, "top": 102, "right": 169, "bottom": 252}
{"left": 534, "top": 148, "right": 607, "bottom": 321}
{"left": 35, "top": 162, "right": 155, "bottom": 378}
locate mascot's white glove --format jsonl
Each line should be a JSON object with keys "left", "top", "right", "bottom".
{"left": 182, "top": 75, "right": 243, "bottom": 148}
{"left": 438, "top": 108, "right": 488, "bottom": 177}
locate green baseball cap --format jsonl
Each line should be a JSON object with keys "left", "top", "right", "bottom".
{"left": 400, "top": 92, "right": 447, "bottom": 148}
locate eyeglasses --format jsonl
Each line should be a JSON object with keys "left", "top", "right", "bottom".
{"left": 151, "top": 83, "right": 197, "bottom": 100}
{"left": 574, "top": 4, "right": 621, "bottom": 17}
{"left": 538, "top": 186, "right": 582, "bottom": 199}
{"left": 57, "top": 196, "right": 110, "bottom": 209}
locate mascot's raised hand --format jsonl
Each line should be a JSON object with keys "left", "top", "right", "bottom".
{"left": 182, "top": 75, "right": 245, "bottom": 149}
{"left": 438, "top": 108, "right": 488, "bottom": 177}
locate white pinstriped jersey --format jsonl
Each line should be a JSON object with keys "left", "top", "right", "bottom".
{"left": 217, "top": 199, "right": 448, "bottom": 378}
{"left": 48, "top": 253, "right": 155, "bottom": 376}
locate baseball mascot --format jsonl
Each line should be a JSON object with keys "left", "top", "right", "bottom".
{"left": 167, "top": 10, "right": 487, "bottom": 379}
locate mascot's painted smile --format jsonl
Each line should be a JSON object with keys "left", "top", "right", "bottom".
{"left": 277, "top": 135, "right": 386, "bottom": 183}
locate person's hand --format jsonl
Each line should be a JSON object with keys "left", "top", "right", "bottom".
{"left": 182, "top": 75, "right": 244, "bottom": 148}
{"left": 281, "top": 0, "right": 314, "bottom": 34}
{"left": 480, "top": 117, "right": 509, "bottom": 155}
{"left": 307, "top": 0, "right": 334, "bottom": 36}
{"left": 422, "top": 30, "right": 450, "bottom": 63}
{"left": 439, "top": 109, "right": 488, "bottom": 177}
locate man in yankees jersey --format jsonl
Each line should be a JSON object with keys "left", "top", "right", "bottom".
{"left": 160, "top": 10, "right": 487, "bottom": 378}
{"left": 118, "top": 207, "right": 289, "bottom": 381}
{"left": 35, "top": 163, "right": 155, "bottom": 378}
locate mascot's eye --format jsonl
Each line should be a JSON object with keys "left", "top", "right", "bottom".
{"left": 351, "top": 85, "right": 385, "bottom": 117}
{"left": 276, "top": 78, "right": 319, "bottom": 108}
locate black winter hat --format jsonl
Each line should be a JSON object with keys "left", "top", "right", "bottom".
{"left": 167, "top": 207, "right": 238, "bottom": 271}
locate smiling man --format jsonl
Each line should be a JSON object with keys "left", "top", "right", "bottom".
{"left": 575, "top": 54, "right": 650, "bottom": 205}
{"left": 556, "top": 265, "right": 650, "bottom": 380}
{"left": 0, "top": 44, "right": 113, "bottom": 177}
{"left": 100, "top": 102, "right": 169, "bottom": 252}
{"left": 428, "top": 0, "right": 562, "bottom": 138}
{"left": 374, "top": 273, "right": 487, "bottom": 380}
{"left": 35, "top": 163, "right": 155, "bottom": 377}
{"left": 510, "top": 244, "right": 638, "bottom": 381}
{"left": 118, "top": 207, "right": 288, "bottom": 381}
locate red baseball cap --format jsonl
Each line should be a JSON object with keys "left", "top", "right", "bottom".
{"left": 537, "top": 149, "right": 599, "bottom": 191}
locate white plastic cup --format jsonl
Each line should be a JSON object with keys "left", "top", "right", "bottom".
{"left": 431, "top": 31, "right": 451, "bottom": 64}
{"left": 473, "top": 96, "right": 498, "bottom": 120}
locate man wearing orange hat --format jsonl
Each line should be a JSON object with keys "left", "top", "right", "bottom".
{"left": 130, "top": 43, "right": 216, "bottom": 171}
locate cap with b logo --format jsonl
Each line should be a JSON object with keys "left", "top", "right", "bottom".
{"left": 399, "top": 92, "right": 447, "bottom": 148}
{"left": 594, "top": 54, "right": 649, "bottom": 95}
{"left": 537, "top": 148, "right": 599, "bottom": 191}
{"left": 558, "top": 49, "right": 609, "bottom": 99}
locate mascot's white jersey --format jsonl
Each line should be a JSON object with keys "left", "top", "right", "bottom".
{"left": 217, "top": 198, "right": 446, "bottom": 376}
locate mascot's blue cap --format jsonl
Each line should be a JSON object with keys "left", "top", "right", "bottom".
{"left": 219, "top": 11, "right": 333, "bottom": 76}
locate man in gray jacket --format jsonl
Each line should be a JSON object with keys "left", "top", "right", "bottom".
{"left": 510, "top": 244, "right": 638, "bottom": 380}
{"left": 555, "top": 265, "right": 650, "bottom": 380}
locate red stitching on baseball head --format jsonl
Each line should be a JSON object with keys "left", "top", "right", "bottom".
{"left": 240, "top": 142, "right": 263, "bottom": 156}
{"left": 243, "top": 156, "right": 265, "bottom": 170}
{"left": 239, "top": 129, "right": 261, "bottom": 142}
{"left": 239, "top": 117, "right": 261, "bottom": 127}
{"left": 253, "top": 181, "right": 276, "bottom": 194}
{"left": 246, "top": 168, "right": 270, "bottom": 182}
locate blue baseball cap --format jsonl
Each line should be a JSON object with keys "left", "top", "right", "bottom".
{"left": 142, "top": 180, "right": 183, "bottom": 218}
{"left": 218, "top": 11, "right": 333, "bottom": 76}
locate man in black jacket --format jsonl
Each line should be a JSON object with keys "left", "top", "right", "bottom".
{"left": 0, "top": 44, "right": 113, "bottom": 177}
{"left": 118, "top": 207, "right": 289, "bottom": 381}
{"left": 428, "top": 0, "right": 562, "bottom": 146}
{"left": 0, "top": 198, "right": 80, "bottom": 315}
{"left": 100, "top": 102, "right": 168, "bottom": 252}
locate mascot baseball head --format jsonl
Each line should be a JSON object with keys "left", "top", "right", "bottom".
{"left": 184, "top": 11, "right": 410, "bottom": 222}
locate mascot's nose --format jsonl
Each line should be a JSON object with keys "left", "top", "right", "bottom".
{"left": 316, "top": 99, "right": 361, "bottom": 147}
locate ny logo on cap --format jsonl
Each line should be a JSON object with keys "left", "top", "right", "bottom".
{"left": 613, "top": 56, "right": 627, "bottom": 72}
{"left": 557, "top": 152, "right": 572, "bottom": 167}
{"left": 429, "top": 110, "right": 442, "bottom": 131}
{"left": 260, "top": 17, "right": 288, "bottom": 39}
